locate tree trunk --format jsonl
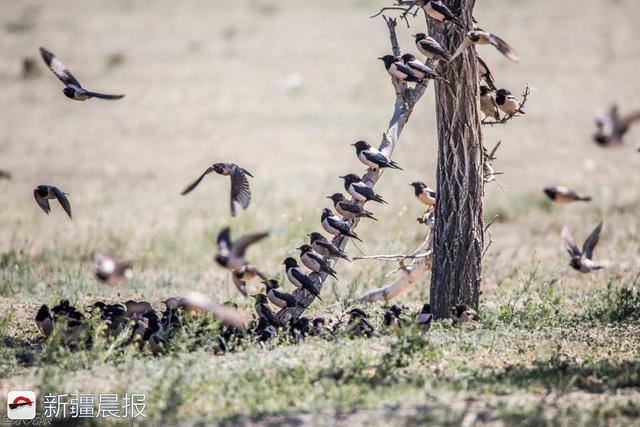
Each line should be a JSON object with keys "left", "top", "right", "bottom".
{"left": 429, "top": 0, "right": 484, "bottom": 319}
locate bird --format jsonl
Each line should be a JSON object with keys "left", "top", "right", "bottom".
{"left": 476, "top": 53, "right": 497, "bottom": 90}
{"left": 33, "top": 185, "right": 72, "bottom": 219}
{"left": 231, "top": 264, "right": 267, "bottom": 297}
{"left": 124, "top": 300, "right": 154, "bottom": 316}
{"left": 214, "top": 227, "right": 268, "bottom": 272}
{"left": 400, "top": 54, "right": 446, "bottom": 83}
{"left": 543, "top": 187, "right": 591, "bottom": 203}
{"left": 452, "top": 304, "right": 480, "bottom": 323}
{"left": 449, "top": 30, "right": 520, "bottom": 63}
{"left": 378, "top": 55, "right": 426, "bottom": 86}
{"left": 413, "top": 33, "right": 450, "bottom": 63}
{"left": 0, "top": 169, "right": 11, "bottom": 180}
{"left": 326, "top": 193, "right": 377, "bottom": 221}
{"left": 252, "top": 294, "right": 281, "bottom": 327}
{"left": 344, "top": 308, "right": 375, "bottom": 338}
{"left": 479, "top": 86, "right": 500, "bottom": 121}
{"left": 263, "top": 279, "right": 299, "bottom": 309}
{"left": 383, "top": 305, "right": 408, "bottom": 329}
{"left": 561, "top": 221, "right": 604, "bottom": 273}
{"left": 352, "top": 140, "right": 402, "bottom": 171}
{"left": 416, "top": 303, "right": 433, "bottom": 330}
{"left": 283, "top": 257, "right": 323, "bottom": 301}
{"left": 417, "top": 0, "right": 462, "bottom": 27}
{"left": 495, "top": 89, "right": 525, "bottom": 115}
{"left": 39, "top": 47, "right": 124, "bottom": 101}
{"left": 321, "top": 208, "right": 363, "bottom": 242}
{"left": 35, "top": 305, "right": 53, "bottom": 337}
{"left": 339, "top": 174, "right": 387, "bottom": 204}
{"left": 93, "top": 251, "right": 133, "bottom": 284}
{"left": 179, "top": 292, "right": 249, "bottom": 328}
{"left": 307, "top": 232, "right": 350, "bottom": 261}
{"left": 181, "top": 162, "right": 253, "bottom": 217}
{"left": 593, "top": 104, "right": 640, "bottom": 147}
{"left": 410, "top": 182, "right": 436, "bottom": 207}
{"left": 297, "top": 244, "right": 338, "bottom": 279}
{"left": 288, "top": 317, "right": 311, "bottom": 342}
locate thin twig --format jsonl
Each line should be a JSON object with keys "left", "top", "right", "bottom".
{"left": 482, "top": 85, "right": 531, "bottom": 126}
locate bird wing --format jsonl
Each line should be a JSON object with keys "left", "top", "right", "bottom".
{"left": 229, "top": 165, "right": 252, "bottom": 215}
{"left": 421, "top": 39, "right": 450, "bottom": 60}
{"left": 621, "top": 110, "right": 640, "bottom": 127}
{"left": 430, "top": 1, "right": 458, "bottom": 20}
{"left": 561, "top": 225, "right": 582, "bottom": 257}
{"left": 84, "top": 91, "right": 125, "bottom": 100}
{"left": 363, "top": 150, "right": 392, "bottom": 166}
{"left": 181, "top": 167, "right": 213, "bottom": 195}
{"left": 582, "top": 221, "right": 603, "bottom": 260}
{"left": 272, "top": 289, "right": 297, "bottom": 307}
{"left": 260, "top": 305, "right": 281, "bottom": 326}
{"left": 488, "top": 33, "right": 520, "bottom": 62}
{"left": 408, "top": 61, "right": 438, "bottom": 77}
{"left": 232, "top": 231, "right": 269, "bottom": 257}
{"left": 393, "top": 61, "right": 420, "bottom": 80}
{"left": 448, "top": 38, "right": 472, "bottom": 63}
{"left": 339, "top": 201, "right": 365, "bottom": 215}
{"left": 231, "top": 273, "right": 248, "bottom": 297}
{"left": 39, "top": 47, "right": 82, "bottom": 87}
{"left": 52, "top": 187, "right": 72, "bottom": 219}
{"left": 33, "top": 189, "right": 51, "bottom": 214}
{"left": 476, "top": 53, "right": 497, "bottom": 90}
{"left": 216, "top": 227, "right": 233, "bottom": 253}
{"left": 354, "top": 182, "right": 376, "bottom": 199}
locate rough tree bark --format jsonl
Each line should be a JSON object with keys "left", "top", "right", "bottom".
{"left": 428, "top": 0, "right": 484, "bottom": 318}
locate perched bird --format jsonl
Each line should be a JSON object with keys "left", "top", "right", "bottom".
{"left": 297, "top": 244, "right": 338, "bottom": 279}
{"left": 410, "top": 182, "right": 436, "bottom": 207}
{"left": 417, "top": 0, "right": 462, "bottom": 27}
{"left": 0, "top": 169, "right": 11, "bottom": 180}
{"left": 340, "top": 174, "right": 387, "bottom": 204}
{"left": 345, "top": 308, "right": 375, "bottom": 338}
{"left": 283, "top": 257, "right": 323, "bottom": 301}
{"left": 476, "top": 53, "right": 497, "bottom": 90}
{"left": 449, "top": 30, "right": 520, "bottom": 63}
{"left": 181, "top": 162, "right": 253, "bottom": 217}
{"left": 561, "top": 221, "right": 604, "bottom": 273}
{"left": 94, "top": 251, "right": 133, "bottom": 284}
{"left": 33, "top": 185, "right": 72, "bottom": 219}
{"left": 35, "top": 305, "right": 53, "bottom": 337}
{"left": 400, "top": 54, "right": 446, "bottom": 83}
{"left": 378, "top": 55, "right": 426, "bottom": 86}
{"left": 321, "top": 208, "right": 363, "bottom": 242}
{"left": 383, "top": 305, "right": 408, "bottom": 329}
{"left": 252, "top": 294, "right": 281, "bottom": 327}
{"left": 352, "top": 140, "right": 402, "bottom": 171}
{"left": 544, "top": 187, "right": 591, "bottom": 203}
{"left": 416, "top": 303, "right": 433, "bottom": 330}
{"left": 593, "top": 104, "right": 640, "bottom": 147}
{"left": 413, "top": 33, "right": 450, "bottom": 63}
{"left": 479, "top": 86, "right": 501, "bottom": 121}
{"left": 307, "top": 232, "right": 350, "bottom": 261}
{"left": 452, "top": 304, "right": 480, "bottom": 323}
{"left": 495, "top": 89, "right": 525, "bottom": 115}
{"left": 231, "top": 264, "right": 267, "bottom": 297}
{"left": 263, "top": 279, "right": 299, "bottom": 309}
{"left": 39, "top": 47, "right": 124, "bottom": 101}
{"left": 327, "top": 193, "right": 377, "bottom": 221}
{"left": 214, "top": 227, "right": 268, "bottom": 272}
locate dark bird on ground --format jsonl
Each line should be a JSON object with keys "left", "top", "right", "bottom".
{"left": 0, "top": 169, "right": 11, "bottom": 180}
{"left": 410, "top": 182, "right": 436, "bottom": 207}
{"left": 283, "top": 257, "right": 322, "bottom": 301}
{"left": 476, "top": 54, "right": 497, "bottom": 90}
{"left": 39, "top": 47, "right": 124, "bottom": 100}
{"left": 33, "top": 185, "right": 72, "bottom": 219}
{"left": 94, "top": 251, "right": 133, "bottom": 284}
{"left": 288, "top": 317, "right": 310, "bottom": 342}
{"left": 479, "top": 86, "right": 501, "bottom": 121}
{"left": 416, "top": 303, "right": 433, "bottom": 330}
{"left": 340, "top": 174, "right": 387, "bottom": 204}
{"left": 352, "top": 140, "right": 402, "bottom": 171}
{"left": 263, "top": 279, "right": 299, "bottom": 309}
{"left": 297, "top": 244, "right": 338, "bottom": 279}
{"left": 321, "top": 208, "right": 363, "bottom": 242}
{"left": 327, "top": 193, "right": 377, "bottom": 221}
{"left": 593, "top": 104, "right": 640, "bottom": 147}
{"left": 561, "top": 221, "right": 604, "bottom": 273}
{"left": 383, "top": 305, "right": 408, "bottom": 329}
{"left": 417, "top": 0, "right": 462, "bottom": 27}
{"left": 215, "top": 227, "right": 268, "bottom": 272}
{"left": 413, "top": 33, "right": 450, "bottom": 63}
{"left": 378, "top": 55, "right": 426, "bottom": 86}
{"left": 181, "top": 162, "right": 253, "bottom": 216}
{"left": 345, "top": 308, "right": 375, "bottom": 338}
{"left": 252, "top": 294, "right": 281, "bottom": 327}
{"left": 35, "top": 305, "right": 53, "bottom": 337}
{"left": 308, "top": 232, "right": 350, "bottom": 261}
{"left": 543, "top": 187, "right": 591, "bottom": 203}
{"left": 449, "top": 31, "right": 520, "bottom": 63}
{"left": 495, "top": 89, "right": 525, "bottom": 115}
{"left": 43, "top": 299, "right": 85, "bottom": 342}
{"left": 400, "top": 54, "right": 446, "bottom": 83}
{"left": 124, "top": 300, "right": 153, "bottom": 316}
{"left": 452, "top": 304, "right": 480, "bottom": 323}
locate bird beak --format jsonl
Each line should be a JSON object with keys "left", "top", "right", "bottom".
{"left": 325, "top": 196, "right": 331, "bottom": 200}
{"left": 350, "top": 143, "right": 356, "bottom": 146}
{"left": 296, "top": 246, "right": 303, "bottom": 250}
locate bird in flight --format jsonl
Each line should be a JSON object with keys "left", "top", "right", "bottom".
{"left": 543, "top": 186, "right": 591, "bottom": 203}
{"left": 561, "top": 221, "right": 604, "bottom": 273}
{"left": 449, "top": 30, "right": 519, "bottom": 63}
{"left": 33, "top": 185, "right": 72, "bottom": 219}
{"left": 593, "top": 104, "right": 640, "bottom": 147}
{"left": 215, "top": 227, "right": 268, "bottom": 295}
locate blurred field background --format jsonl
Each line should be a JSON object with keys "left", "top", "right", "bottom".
{"left": 1, "top": 0, "right": 640, "bottom": 425}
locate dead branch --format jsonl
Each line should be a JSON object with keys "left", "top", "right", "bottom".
{"left": 482, "top": 214, "right": 499, "bottom": 259}
{"left": 482, "top": 84, "right": 531, "bottom": 126}
{"left": 351, "top": 257, "right": 431, "bottom": 304}
{"left": 370, "top": 1, "right": 419, "bottom": 27}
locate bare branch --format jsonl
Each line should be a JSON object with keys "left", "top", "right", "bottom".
{"left": 482, "top": 85, "right": 531, "bottom": 126}
{"left": 351, "top": 257, "right": 431, "bottom": 304}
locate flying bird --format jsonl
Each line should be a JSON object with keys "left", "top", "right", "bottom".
{"left": 181, "top": 162, "right": 253, "bottom": 217}
{"left": 476, "top": 53, "right": 497, "bottom": 90}
{"left": 39, "top": 47, "right": 124, "bottom": 100}
{"left": 543, "top": 187, "right": 591, "bottom": 203}
{"left": 297, "top": 244, "right": 338, "bottom": 279}
{"left": 307, "top": 232, "right": 350, "bottom": 261}
{"left": 410, "top": 182, "right": 436, "bottom": 207}
{"left": 561, "top": 221, "right": 604, "bottom": 273}
{"left": 33, "top": 185, "right": 72, "bottom": 219}
{"left": 321, "top": 208, "right": 363, "bottom": 242}
{"left": 400, "top": 54, "right": 446, "bottom": 83}
{"left": 94, "top": 251, "right": 134, "bottom": 284}
{"left": 378, "top": 55, "right": 426, "bottom": 86}
{"left": 232, "top": 264, "right": 267, "bottom": 297}
{"left": 413, "top": 33, "right": 450, "bottom": 63}
{"left": 416, "top": 303, "right": 433, "bottom": 330}
{"left": 449, "top": 30, "right": 519, "bottom": 63}
{"left": 340, "top": 174, "right": 387, "bottom": 204}
{"left": 252, "top": 294, "right": 281, "bottom": 327}
{"left": 181, "top": 291, "right": 249, "bottom": 328}
{"left": 283, "top": 257, "right": 322, "bottom": 301}
{"left": 479, "top": 86, "right": 500, "bottom": 121}
{"left": 326, "top": 193, "right": 377, "bottom": 221}
{"left": 417, "top": 0, "right": 462, "bottom": 27}
{"left": 352, "top": 140, "right": 402, "bottom": 171}
{"left": 263, "top": 279, "right": 299, "bottom": 309}
{"left": 215, "top": 227, "right": 268, "bottom": 296}
{"left": 495, "top": 89, "right": 525, "bottom": 115}
{"left": 593, "top": 104, "right": 640, "bottom": 147}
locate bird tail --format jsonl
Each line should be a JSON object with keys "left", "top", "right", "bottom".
{"left": 375, "top": 195, "right": 389, "bottom": 204}
{"left": 579, "top": 196, "right": 592, "bottom": 202}
{"left": 348, "top": 232, "right": 363, "bottom": 242}
{"left": 389, "top": 161, "right": 403, "bottom": 170}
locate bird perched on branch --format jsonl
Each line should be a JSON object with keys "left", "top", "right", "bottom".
{"left": 416, "top": 303, "right": 433, "bottom": 330}
{"left": 378, "top": 55, "right": 427, "bottom": 86}
{"left": 449, "top": 30, "right": 520, "bottom": 63}
{"left": 326, "top": 193, "right": 377, "bottom": 221}
{"left": 452, "top": 304, "right": 480, "bottom": 324}
{"left": 340, "top": 174, "right": 387, "bottom": 204}
{"left": 495, "top": 89, "right": 525, "bottom": 115}
{"left": 413, "top": 33, "right": 450, "bottom": 63}
{"left": 283, "top": 257, "right": 323, "bottom": 301}
{"left": 543, "top": 187, "right": 591, "bottom": 203}
{"left": 39, "top": 47, "right": 124, "bottom": 100}
{"left": 297, "top": 244, "right": 338, "bottom": 279}
{"left": 321, "top": 208, "right": 363, "bottom": 242}
{"left": 593, "top": 104, "right": 640, "bottom": 147}
{"left": 417, "top": 0, "right": 463, "bottom": 27}
{"left": 181, "top": 162, "right": 253, "bottom": 217}
{"left": 400, "top": 54, "right": 446, "bottom": 83}
{"left": 352, "top": 140, "right": 402, "bottom": 171}
{"left": 94, "top": 251, "right": 134, "bottom": 284}
{"left": 307, "top": 232, "right": 350, "bottom": 261}
{"left": 479, "top": 86, "right": 500, "bottom": 121}
{"left": 561, "top": 221, "right": 604, "bottom": 273}
{"left": 263, "top": 279, "right": 299, "bottom": 309}
{"left": 410, "top": 182, "right": 436, "bottom": 207}
{"left": 252, "top": 294, "right": 281, "bottom": 327}
{"left": 33, "top": 185, "right": 72, "bottom": 219}
{"left": 215, "top": 227, "right": 268, "bottom": 295}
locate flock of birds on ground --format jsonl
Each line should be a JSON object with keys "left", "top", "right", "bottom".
{"left": 2, "top": 0, "right": 638, "bottom": 354}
